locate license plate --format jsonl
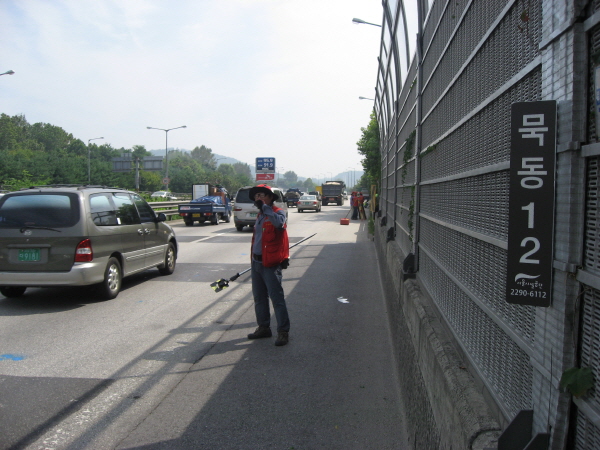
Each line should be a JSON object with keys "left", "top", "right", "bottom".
{"left": 192, "top": 213, "right": 201, "bottom": 217}
{"left": 18, "top": 248, "right": 40, "bottom": 262}
{"left": 249, "top": 213, "right": 257, "bottom": 218}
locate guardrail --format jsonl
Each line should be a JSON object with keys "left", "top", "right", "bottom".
{"left": 148, "top": 201, "right": 188, "bottom": 219}
{"left": 149, "top": 200, "right": 236, "bottom": 220}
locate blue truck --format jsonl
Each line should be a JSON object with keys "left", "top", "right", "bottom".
{"left": 178, "top": 194, "right": 232, "bottom": 226}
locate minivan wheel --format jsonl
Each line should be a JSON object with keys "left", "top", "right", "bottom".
{"left": 158, "top": 242, "right": 177, "bottom": 275}
{"left": 0, "top": 286, "right": 27, "bottom": 298}
{"left": 100, "top": 257, "right": 122, "bottom": 300}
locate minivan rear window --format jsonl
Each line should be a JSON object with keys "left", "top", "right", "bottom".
{"left": 0, "top": 193, "right": 80, "bottom": 228}
{"left": 235, "top": 189, "right": 253, "bottom": 204}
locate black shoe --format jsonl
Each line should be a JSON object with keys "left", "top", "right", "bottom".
{"left": 275, "top": 332, "right": 289, "bottom": 346}
{"left": 248, "top": 326, "right": 272, "bottom": 339}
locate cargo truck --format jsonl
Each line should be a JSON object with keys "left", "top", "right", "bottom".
{"left": 321, "top": 181, "right": 345, "bottom": 206}
{"left": 178, "top": 184, "right": 231, "bottom": 226}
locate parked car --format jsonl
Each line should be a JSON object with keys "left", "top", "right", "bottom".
{"left": 233, "top": 186, "right": 287, "bottom": 231}
{"left": 298, "top": 195, "right": 322, "bottom": 213}
{"left": 0, "top": 186, "right": 178, "bottom": 300}
{"left": 150, "top": 191, "right": 178, "bottom": 200}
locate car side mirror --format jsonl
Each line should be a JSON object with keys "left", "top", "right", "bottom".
{"left": 156, "top": 212, "right": 167, "bottom": 222}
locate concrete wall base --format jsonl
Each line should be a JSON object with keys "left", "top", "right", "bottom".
{"left": 374, "top": 225, "right": 502, "bottom": 449}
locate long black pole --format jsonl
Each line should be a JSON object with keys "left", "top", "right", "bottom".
{"left": 228, "top": 233, "right": 317, "bottom": 281}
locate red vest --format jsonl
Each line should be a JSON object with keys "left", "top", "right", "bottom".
{"left": 252, "top": 205, "right": 289, "bottom": 267}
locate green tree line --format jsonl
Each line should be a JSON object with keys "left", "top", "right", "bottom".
{"left": 0, "top": 114, "right": 254, "bottom": 196}
{"left": 356, "top": 110, "right": 380, "bottom": 192}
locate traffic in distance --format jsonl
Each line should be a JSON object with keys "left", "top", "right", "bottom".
{"left": 0, "top": 180, "right": 352, "bottom": 300}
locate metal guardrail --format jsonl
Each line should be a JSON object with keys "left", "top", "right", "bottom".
{"left": 148, "top": 201, "right": 188, "bottom": 218}
{"left": 149, "top": 200, "right": 236, "bottom": 220}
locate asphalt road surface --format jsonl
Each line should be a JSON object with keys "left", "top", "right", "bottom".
{"left": 0, "top": 204, "right": 409, "bottom": 450}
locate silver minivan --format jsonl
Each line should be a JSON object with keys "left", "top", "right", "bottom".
{"left": 0, "top": 186, "right": 178, "bottom": 300}
{"left": 233, "top": 186, "right": 287, "bottom": 231}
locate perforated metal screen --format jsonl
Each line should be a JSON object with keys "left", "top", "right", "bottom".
{"left": 377, "top": 0, "right": 544, "bottom": 424}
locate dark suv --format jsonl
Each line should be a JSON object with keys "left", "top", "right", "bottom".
{"left": 0, "top": 185, "right": 178, "bottom": 300}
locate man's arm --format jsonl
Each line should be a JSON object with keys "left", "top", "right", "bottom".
{"left": 261, "top": 204, "right": 286, "bottom": 228}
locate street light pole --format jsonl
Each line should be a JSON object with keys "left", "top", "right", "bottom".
{"left": 352, "top": 18, "right": 381, "bottom": 27}
{"left": 147, "top": 125, "right": 187, "bottom": 191}
{"left": 0, "top": 70, "right": 15, "bottom": 76}
{"left": 88, "top": 137, "right": 104, "bottom": 184}
{"left": 359, "top": 96, "right": 374, "bottom": 100}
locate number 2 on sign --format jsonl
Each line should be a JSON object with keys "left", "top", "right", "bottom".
{"left": 520, "top": 237, "right": 540, "bottom": 264}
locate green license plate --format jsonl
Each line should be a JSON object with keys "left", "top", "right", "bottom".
{"left": 19, "top": 248, "right": 40, "bottom": 262}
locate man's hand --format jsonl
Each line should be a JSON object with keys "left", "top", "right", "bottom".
{"left": 254, "top": 199, "right": 264, "bottom": 209}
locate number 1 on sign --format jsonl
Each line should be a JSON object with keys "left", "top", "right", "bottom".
{"left": 522, "top": 202, "right": 535, "bottom": 229}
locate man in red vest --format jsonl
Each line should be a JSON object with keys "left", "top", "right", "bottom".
{"left": 247, "top": 184, "right": 291, "bottom": 346}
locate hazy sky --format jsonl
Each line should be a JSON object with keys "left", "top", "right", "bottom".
{"left": 1, "top": 0, "right": 389, "bottom": 181}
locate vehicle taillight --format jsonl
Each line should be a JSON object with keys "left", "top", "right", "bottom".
{"left": 234, "top": 207, "right": 242, "bottom": 211}
{"left": 75, "top": 239, "right": 93, "bottom": 262}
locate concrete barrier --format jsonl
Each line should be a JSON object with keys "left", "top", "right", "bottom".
{"left": 374, "top": 224, "right": 501, "bottom": 449}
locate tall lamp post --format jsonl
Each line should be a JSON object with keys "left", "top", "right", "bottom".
{"left": 278, "top": 167, "right": 286, "bottom": 185}
{"left": 147, "top": 125, "right": 187, "bottom": 191}
{"left": 88, "top": 137, "right": 104, "bottom": 184}
{"left": 0, "top": 70, "right": 15, "bottom": 76}
{"left": 359, "top": 96, "right": 374, "bottom": 100}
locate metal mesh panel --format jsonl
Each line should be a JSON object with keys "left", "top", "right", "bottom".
{"left": 420, "top": 218, "right": 536, "bottom": 343}
{"left": 580, "top": 287, "right": 600, "bottom": 409}
{"left": 420, "top": 69, "right": 541, "bottom": 180}
{"left": 587, "top": 24, "right": 600, "bottom": 142}
{"left": 420, "top": 171, "right": 510, "bottom": 241}
{"left": 573, "top": 412, "right": 600, "bottom": 450}
{"left": 422, "top": 0, "right": 509, "bottom": 110}
{"left": 421, "top": 0, "right": 541, "bottom": 145}
{"left": 421, "top": 0, "right": 469, "bottom": 70}
{"left": 397, "top": 58, "right": 418, "bottom": 114}
{"left": 585, "top": 157, "right": 600, "bottom": 274}
{"left": 420, "top": 251, "right": 533, "bottom": 417}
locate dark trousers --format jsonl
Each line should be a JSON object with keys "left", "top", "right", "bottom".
{"left": 251, "top": 260, "right": 290, "bottom": 332}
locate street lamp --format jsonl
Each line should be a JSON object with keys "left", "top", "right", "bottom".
{"left": 359, "top": 96, "right": 374, "bottom": 100}
{"left": 348, "top": 167, "right": 356, "bottom": 188}
{"left": 88, "top": 137, "right": 104, "bottom": 184}
{"left": 147, "top": 125, "right": 187, "bottom": 191}
{"left": 352, "top": 18, "right": 381, "bottom": 27}
{"left": 0, "top": 70, "right": 15, "bottom": 76}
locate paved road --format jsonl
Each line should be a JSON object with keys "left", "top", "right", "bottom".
{"left": 0, "top": 205, "right": 408, "bottom": 449}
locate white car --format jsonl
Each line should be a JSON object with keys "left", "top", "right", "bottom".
{"left": 151, "top": 191, "right": 178, "bottom": 200}
{"left": 233, "top": 186, "right": 287, "bottom": 231}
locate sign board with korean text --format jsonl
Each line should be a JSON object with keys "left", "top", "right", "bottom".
{"left": 506, "top": 100, "right": 556, "bottom": 306}
{"left": 255, "top": 157, "right": 275, "bottom": 181}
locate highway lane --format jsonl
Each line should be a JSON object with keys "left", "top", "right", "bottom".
{"left": 0, "top": 204, "right": 407, "bottom": 449}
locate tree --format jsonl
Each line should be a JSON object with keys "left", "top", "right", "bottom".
{"left": 232, "top": 162, "right": 252, "bottom": 178}
{"left": 302, "top": 178, "right": 316, "bottom": 191}
{"left": 218, "top": 163, "right": 235, "bottom": 178}
{"left": 283, "top": 171, "right": 298, "bottom": 186}
{"left": 191, "top": 145, "right": 216, "bottom": 170}
{"left": 356, "top": 111, "right": 381, "bottom": 187}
